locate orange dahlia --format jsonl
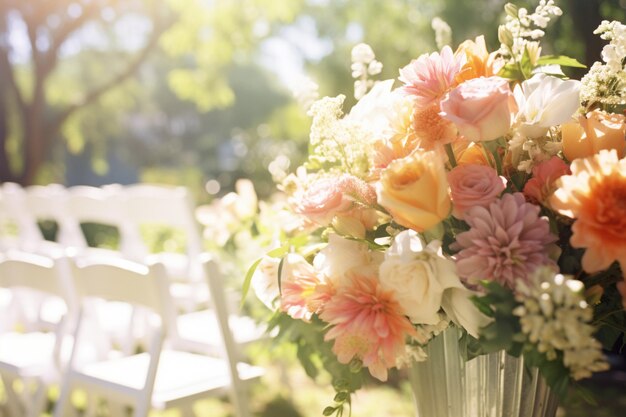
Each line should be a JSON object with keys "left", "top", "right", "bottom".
{"left": 550, "top": 150, "right": 626, "bottom": 273}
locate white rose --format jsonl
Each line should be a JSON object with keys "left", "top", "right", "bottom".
{"left": 514, "top": 73, "right": 581, "bottom": 138}
{"left": 313, "top": 234, "right": 380, "bottom": 285}
{"left": 380, "top": 230, "right": 489, "bottom": 336}
{"left": 379, "top": 230, "right": 454, "bottom": 325}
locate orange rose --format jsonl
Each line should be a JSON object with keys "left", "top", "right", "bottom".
{"left": 376, "top": 150, "right": 450, "bottom": 232}
{"left": 562, "top": 109, "right": 626, "bottom": 161}
{"left": 453, "top": 141, "right": 494, "bottom": 166}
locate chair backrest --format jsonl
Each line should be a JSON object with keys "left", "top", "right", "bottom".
{"left": 24, "top": 184, "right": 86, "bottom": 248}
{"left": 0, "top": 251, "right": 74, "bottom": 333}
{"left": 70, "top": 257, "right": 168, "bottom": 319}
{"left": 0, "top": 182, "right": 46, "bottom": 249}
{"left": 0, "top": 252, "right": 68, "bottom": 301}
{"left": 67, "top": 185, "right": 143, "bottom": 257}
{"left": 123, "top": 184, "right": 203, "bottom": 258}
{"left": 66, "top": 185, "right": 125, "bottom": 227}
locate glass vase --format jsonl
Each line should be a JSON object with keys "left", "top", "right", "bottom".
{"left": 408, "top": 326, "right": 559, "bottom": 417}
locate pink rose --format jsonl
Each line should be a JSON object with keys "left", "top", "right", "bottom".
{"left": 296, "top": 174, "right": 377, "bottom": 227}
{"left": 448, "top": 164, "right": 506, "bottom": 219}
{"left": 523, "top": 156, "right": 571, "bottom": 203}
{"left": 440, "top": 76, "right": 516, "bottom": 142}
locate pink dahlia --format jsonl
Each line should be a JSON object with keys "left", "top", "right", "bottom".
{"left": 319, "top": 272, "right": 416, "bottom": 382}
{"left": 453, "top": 193, "right": 558, "bottom": 288}
{"left": 399, "top": 46, "right": 463, "bottom": 110}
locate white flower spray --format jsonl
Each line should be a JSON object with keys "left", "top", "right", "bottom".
{"left": 580, "top": 20, "right": 626, "bottom": 109}
{"left": 351, "top": 43, "right": 383, "bottom": 100}
{"left": 498, "top": 0, "right": 562, "bottom": 63}
{"left": 514, "top": 267, "right": 609, "bottom": 380}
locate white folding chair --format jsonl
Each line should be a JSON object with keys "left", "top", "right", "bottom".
{"left": 0, "top": 252, "right": 72, "bottom": 417}
{"left": 0, "top": 183, "right": 47, "bottom": 253}
{"left": 66, "top": 184, "right": 142, "bottom": 258}
{"left": 168, "top": 256, "right": 269, "bottom": 360}
{"left": 122, "top": 184, "right": 205, "bottom": 298}
{"left": 54, "top": 256, "right": 263, "bottom": 417}
{"left": 24, "top": 184, "right": 85, "bottom": 250}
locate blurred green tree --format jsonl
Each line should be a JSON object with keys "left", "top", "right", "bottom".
{"left": 0, "top": 0, "right": 303, "bottom": 185}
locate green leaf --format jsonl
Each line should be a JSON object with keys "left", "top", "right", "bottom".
{"left": 241, "top": 257, "right": 263, "bottom": 306}
{"left": 573, "top": 384, "right": 598, "bottom": 406}
{"left": 277, "top": 256, "right": 286, "bottom": 294}
{"left": 471, "top": 295, "right": 495, "bottom": 317}
{"left": 334, "top": 392, "right": 349, "bottom": 403}
{"left": 499, "top": 63, "right": 523, "bottom": 80}
{"left": 520, "top": 46, "right": 533, "bottom": 79}
{"left": 267, "top": 246, "right": 289, "bottom": 258}
{"left": 323, "top": 406, "right": 336, "bottom": 416}
{"left": 537, "top": 55, "right": 586, "bottom": 68}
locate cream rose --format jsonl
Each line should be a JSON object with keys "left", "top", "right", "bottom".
{"left": 313, "top": 234, "right": 381, "bottom": 286}
{"left": 448, "top": 164, "right": 506, "bottom": 219}
{"left": 379, "top": 230, "right": 488, "bottom": 336}
{"left": 440, "top": 76, "right": 516, "bottom": 142}
{"left": 376, "top": 149, "right": 450, "bottom": 232}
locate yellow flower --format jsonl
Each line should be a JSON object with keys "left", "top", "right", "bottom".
{"left": 376, "top": 150, "right": 451, "bottom": 232}
{"left": 454, "top": 35, "right": 503, "bottom": 83}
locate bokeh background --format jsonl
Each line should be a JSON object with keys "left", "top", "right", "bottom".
{"left": 1, "top": 1, "right": 626, "bottom": 416}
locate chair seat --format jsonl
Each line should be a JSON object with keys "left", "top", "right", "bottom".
{"left": 76, "top": 349, "right": 264, "bottom": 408}
{"left": 176, "top": 310, "right": 268, "bottom": 353}
{"left": 0, "top": 332, "right": 56, "bottom": 377}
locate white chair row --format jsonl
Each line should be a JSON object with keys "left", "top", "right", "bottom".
{"left": 0, "top": 182, "right": 203, "bottom": 286}
{"left": 0, "top": 251, "right": 264, "bottom": 417}
{"left": 0, "top": 181, "right": 268, "bottom": 355}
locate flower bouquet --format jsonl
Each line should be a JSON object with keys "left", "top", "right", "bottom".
{"left": 247, "top": 1, "right": 626, "bottom": 415}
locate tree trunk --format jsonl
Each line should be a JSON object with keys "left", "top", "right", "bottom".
{"left": 0, "top": 92, "right": 16, "bottom": 183}
{"left": 567, "top": 0, "right": 604, "bottom": 68}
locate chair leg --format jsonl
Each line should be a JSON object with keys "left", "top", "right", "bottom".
{"left": 26, "top": 381, "right": 47, "bottom": 417}
{"left": 84, "top": 393, "right": 98, "bottom": 417}
{"left": 0, "top": 375, "right": 23, "bottom": 417}
{"left": 108, "top": 400, "right": 128, "bottom": 417}
{"left": 53, "top": 377, "right": 72, "bottom": 417}
{"left": 179, "top": 402, "right": 196, "bottom": 417}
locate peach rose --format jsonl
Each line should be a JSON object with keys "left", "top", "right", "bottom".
{"left": 296, "top": 174, "right": 377, "bottom": 227}
{"left": 522, "top": 156, "right": 570, "bottom": 203}
{"left": 376, "top": 150, "right": 451, "bottom": 232}
{"left": 440, "top": 76, "right": 516, "bottom": 142}
{"left": 562, "top": 109, "right": 626, "bottom": 161}
{"left": 448, "top": 164, "right": 506, "bottom": 219}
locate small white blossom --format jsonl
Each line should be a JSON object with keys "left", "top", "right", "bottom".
{"left": 514, "top": 267, "right": 609, "bottom": 380}
{"left": 581, "top": 21, "right": 626, "bottom": 108}
{"left": 292, "top": 76, "right": 319, "bottom": 111}
{"left": 498, "top": 0, "right": 562, "bottom": 62}
{"left": 351, "top": 43, "right": 383, "bottom": 99}
{"left": 431, "top": 17, "right": 452, "bottom": 50}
